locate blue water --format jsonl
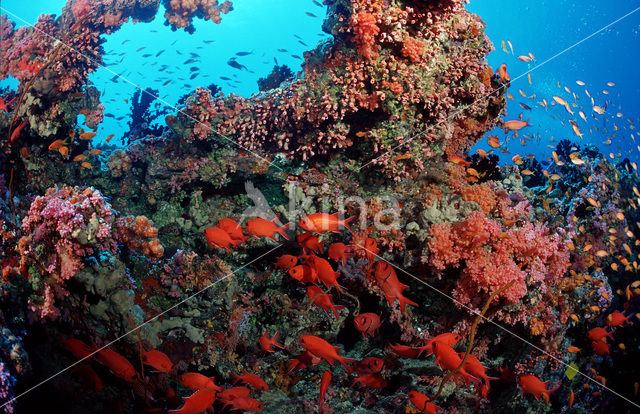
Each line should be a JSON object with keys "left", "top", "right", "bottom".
{"left": 2, "top": 0, "right": 639, "bottom": 160}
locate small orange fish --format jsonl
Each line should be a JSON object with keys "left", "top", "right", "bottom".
{"left": 79, "top": 131, "right": 97, "bottom": 140}
{"left": 20, "top": 147, "right": 30, "bottom": 158}
{"left": 353, "top": 313, "right": 381, "bottom": 337}
{"left": 49, "top": 139, "right": 66, "bottom": 150}
{"left": 80, "top": 161, "right": 93, "bottom": 169}
{"left": 232, "top": 370, "right": 269, "bottom": 391}
{"left": 503, "top": 118, "right": 531, "bottom": 132}
{"left": 10, "top": 120, "right": 27, "bottom": 143}
{"left": 259, "top": 330, "right": 284, "bottom": 353}
{"left": 89, "top": 149, "right": 102, "bottom": 155}
{"left": 299, "top": 335, "right": 356, "bottom": 369}
{"left": 59, "top": 146, "right": 69, "bottom": 156}
{"left": 105, "top": 133, "right": 115, "bottom": 143}
{"left": 567, "top": 346, "right": 581, "bottom": 353}
{"left": 447, "top": 155, "right": 471, "bottom": 166}
{"left": 79, "top": 109, "right": 90, "bottom": 116}
{"left": 73, "top": 154, "right": 88, "bottom": 162}
{"left": 496, "top": 63, "right": 510, "bottom": 82}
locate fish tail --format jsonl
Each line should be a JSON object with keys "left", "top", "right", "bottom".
{"left": 342, "top": 215, "right": 355, "bottom": 231}
{"left": 277, "top": 224, "right": 291, "bottom": 240}
{"left": 398, "top": 294, "right": 418, "bottom": 313}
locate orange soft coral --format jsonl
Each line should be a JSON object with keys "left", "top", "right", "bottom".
{"left": 351, "top": 11, "right": 379, "bottom": 60}
{"left": 401, "top": 36, "right": 426, "bottom": 63}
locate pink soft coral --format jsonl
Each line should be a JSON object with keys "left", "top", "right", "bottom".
{"left": 427, "top": 211, "right": 569, "bottom": 307}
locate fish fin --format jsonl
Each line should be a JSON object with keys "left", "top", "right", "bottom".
{"left": 342, "top": 215, "right": 355, "bottom": 231}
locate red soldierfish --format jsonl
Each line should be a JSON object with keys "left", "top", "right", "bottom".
{"left": 328, "top": 242, "right": 353, "bottom": 266}
{"left": 408, "top": 391, "right": 440, "bottom": 414}
{"left": 299, "top": 335, "right": 356, "bottom": 370}
{"left": 296, "top": 233, "right": 324, "bottom": 254}
{"left": 353, "top": 313, "right": 382, "bottom": 337}
{"left": 298, "top": 212, "right": 355, "bottom": 233}
{"left": 10, "top": 120, "right": 27, "bottom": 143}
{"left": 306, "top": 286, "right": 344, "bottom": 318}
{"left": 307, "top": 255, "right": 345, "bottom": 293}
{"left": 352, "top": 374, "right": 387, "bottom": 388}
{"left": 60, "top": 336, "right": 94, "bottom": 360}
{"left": 204, "top": 226, "right": 240, "bottom": 251}
{"left": 517, "top": 374, "right": 560, "bottom": 404}
{"left": 388, "top": 344, "right": 422, "bottom": 359}
{"left": 318, "top": 369, "right": 331, "bottom": 410}
{"left": 417, "top": 332, "right": 461, "bottom": 357}
{"left": 289, "top": 265, "right": 318, "bottom": 284}
{"left": 218, "top": 386, "right": 250, "bottom": 401}
{"left": 232, "top": 370, "right": 269, "bottom": 391}
{"left": 142, "top": 349, "right": 173, "bottom": 372}
{"left": 432, "top": 342, "right": 479, "bottom": 386}
{"left": 94, "top": 348, "right": 138, "bottom": 383}
{"left": 259, "top": 330, "right": 284, "bottom": 353}
{"left": 245, "top": 217, "right": 290, "bottom": 240}
{"left": 178, "top": 372, "right": 222, "bottom": 392}
{"left": 275, "top": 254, "right": 298, "bottom": 270}
{"left": 218, "top": 218, "right": 248, "bottom": 242}
{"left": 222, "top": 397, "right": 264, "bottom": 412}
{"left": 168, "top": 389, "right": 217, "bottom": 414}
{"left": 373, "top": 261, "right": 418, "bottom": 312}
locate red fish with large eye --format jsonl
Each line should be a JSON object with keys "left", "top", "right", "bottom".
{"left": 259, "top": 330, "right": 284, "bottom": 353}
{"left": 245, "top": 217, "right": 290, "bottom": 240}
{"left": 389, "top": 344, "right": 422, "bottom": 359}
{"left": 353, "top": 313, "right": 381, "bottom": 337}
{"left": 289, "top": 264, "right": 318, "bottom": 284}
{"left": 408, "top": 391, "right": 440, "bottom": 414}
{"left": 142, "top": 349, "right": 173, "bottom": 372}
{"left": 298, "top": 212, "right": 354, "bottom": 233}
{"left": 94, "top": 348, "right": 139, "bottom": 383}
{"left": 168, "top": 389, "right": 216, "bottom": 414}
{"left": 318, "top": 369, "right": 331, "bottom": 411}
{"left": 204, "top": 226, "right": 240, "bottom": 251}
{"left": 299, "top": 335, "right": 356, "bottom": 370}
{"left": 306, "top": 285, "right": 344, "bottom": 318}
{"left": 459, "top": 353, "right": 498, "bottom": 392}
{"left": 328, "top": 242, "right": 353, "bottom": 266}
{"left": 605, "top": 311, "right": 632, "bottom": 328}
{"left": 222, "top": 396, "right": 264, "bottom": 412}
{"left": 307, "top": 255, "right": 344, "bottom": 293}
{"left": 587, "top": 327, "right": 614, "bottom": 342}
{"left": 60, "top": 336, "right": 94, "bottom": 360}
{"left": 373, "top": 261, "right": 418, "bottom": 312}
{"left": 233, "top": 370, "right": 269, "bottom": 391}
{"left": 352, "top": 374, "right": 387, "bottom": 389}
{"left": 275, "top": 254, "right": 298, "bottom": 270}
{"left": 517, "top": 374, "right": 559, "bottom": 404}
{"left": 352, "top": 356, "right": 384, "bottom": 375}
{"left": 432, "top": 342, "right": 479, "bottom": 386}
{"left": 179, "top": 372, "right": 222, "bottom": 392}
{"left": 417, "top": 332, "right": 461, "bottom": 357}
{"left": 218, "top": 218, "right": 248, "bottom": 243}
{"left": 218, "top": 386, "right": 251, "bottom": 401}
{"left": 296, "top": 233, "right": 324, "bottom": 254}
